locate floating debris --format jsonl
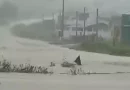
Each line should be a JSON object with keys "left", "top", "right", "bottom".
{"left": 74, "top": 55, "right": 82, "bottom": 65}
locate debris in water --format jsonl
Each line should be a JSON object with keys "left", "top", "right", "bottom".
{"left": 74, "top": 55, "right": 82, "bottom": 65}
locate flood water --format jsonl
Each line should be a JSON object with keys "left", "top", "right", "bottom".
{"left": 0, "top": 19, "right": 130, "bottom": 90}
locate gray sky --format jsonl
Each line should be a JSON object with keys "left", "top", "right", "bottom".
{"left": 1, "top": 0, "right": 130, "bottom": 17}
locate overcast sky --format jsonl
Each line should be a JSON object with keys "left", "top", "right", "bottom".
{"left": 1, "top": 0, "right": 130, "bottom": 17}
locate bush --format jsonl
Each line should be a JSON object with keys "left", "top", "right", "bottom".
{"left": 61, "top": 61, "right": 75, "bottom": 68}
{"left": 0, "top": 60, "right": 11, "bottom": 72}
{"left": 50, "top": 62, "right": 55, "bottom": 67}
{"left": 68, "top": 67, "right": 86, "bottom": 75}
{"left": 0, "top": 60, "right": 53, "bottom": 74}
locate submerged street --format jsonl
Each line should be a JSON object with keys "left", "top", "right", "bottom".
{"left": 0, "top": 20, "right": 130, "bottom": 90}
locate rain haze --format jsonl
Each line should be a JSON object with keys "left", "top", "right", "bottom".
{"left": 9, "top": 0, "right": 130, "bottom": 15}
{"left": 1, "top": 0, "right": 130, "bottom": 90}
{"left": 3, "top": 0, "right": 130, "bottom": 17}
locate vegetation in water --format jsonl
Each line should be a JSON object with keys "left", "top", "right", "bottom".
{"left": 0, "top": 59, "right": 53, "bottom": 74}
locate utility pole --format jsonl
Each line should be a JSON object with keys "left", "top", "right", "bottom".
{"left": 61, "top": 0, "right": 65, "bottom": 38}
{"left": 52, "top": 13, "right": 54, "bottom": 20}
{"left": 76, "top": 11, "right": 78, "bottom": 36}
{"left": 43, "top": 14, "right": 44, "bottom": 21}
{"left": 52, "top": 13, "right": 56, "bottom": 31}
{"left": 96, "top": 8, "right": 99, "bottom": 38}
{"left": 83, "top": 7, "right": 86, "bottom": 38}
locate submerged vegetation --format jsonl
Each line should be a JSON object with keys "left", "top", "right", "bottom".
{"left": 69, "top": 67, "right": 86, "bottom": 75}
{"left": 61, "top": 61, "right": 75, "bottom": 68}
{"left": 0, "top": 58, "right": 130, "bottom": 75}
{"left": 0, "top": 60, "right": 53, "bottom": 74}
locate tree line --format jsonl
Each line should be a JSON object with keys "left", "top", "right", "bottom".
{"left": 0, "top": 1, "right": 18, "bottom": 25}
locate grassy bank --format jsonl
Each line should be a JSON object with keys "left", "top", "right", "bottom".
{"left": 74, "top": 42, "right": 130, "bottom": 56}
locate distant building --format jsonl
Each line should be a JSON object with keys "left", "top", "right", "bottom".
{"left": 56, "top": 12, "right": 111, "bottom": 40}
{"left": 86, "top": 23, "right": 108, "bottom": 31}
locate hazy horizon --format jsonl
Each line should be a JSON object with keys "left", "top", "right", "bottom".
{"left": 0, "top": 0, "right": 130, "bottom": 18}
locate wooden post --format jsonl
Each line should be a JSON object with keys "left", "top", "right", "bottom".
{"left": 52, "top": 13, "right": 54, "bottom": 20}
{"left": 43, "top": 14, "right": 44, "bottom": 21}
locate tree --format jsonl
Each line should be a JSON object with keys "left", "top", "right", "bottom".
{"left": 0, "top": 1, "right": 18, "bottom": 21}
